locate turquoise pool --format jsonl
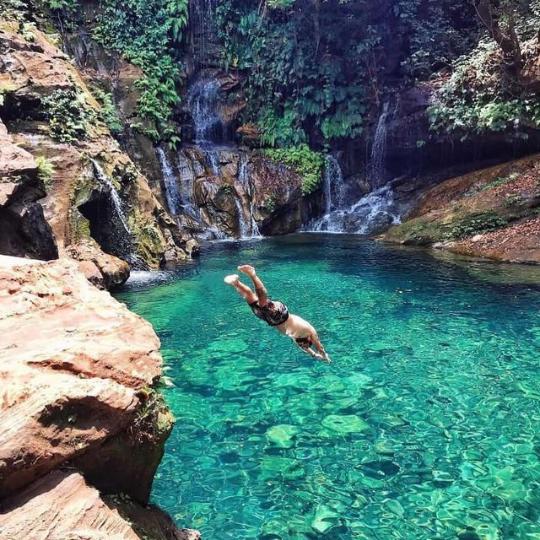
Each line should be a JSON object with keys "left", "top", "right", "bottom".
{"left": 116, "top": 235, "right": 540, "bottom": 540}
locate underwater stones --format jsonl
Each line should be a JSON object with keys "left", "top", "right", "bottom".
{"left": 374, "top": 440, "right": 396, "bottom": 456}
{"left": 207, "top": 337, "right": 249, "bottom": 355}
{"left": 259, "top": 456, "right": 305, "bottom": 481}
{"left": 322, "top": 414, "right": 369, "bottom": 434}
{"left": 432, "top": 469, "right": 455, "bottom": 488}
{"left": 266, "top": 424, "right": 299, "bottom": 448}
{"left": 361, "top": 460, "right": 401, "bottom": 479}
{"left": 310, "top": 504, "right": 339, "bottom": 534}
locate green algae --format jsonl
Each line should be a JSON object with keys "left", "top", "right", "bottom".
{"left": 116, "top": 234, "right": 540, "bottom": 540}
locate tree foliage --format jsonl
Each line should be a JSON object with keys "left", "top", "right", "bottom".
{"left": 93, "top": 0, "right": 189, "bottom": 140}
{"left": 428, "top": 2, "right": 540, "bottom": 137}
{"left": 214, "top": 0, "right": 479, "bottom": 148}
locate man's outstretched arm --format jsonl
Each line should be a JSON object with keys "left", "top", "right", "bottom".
{"left": 238, "top": 265, "right": 269, "bottom": 306}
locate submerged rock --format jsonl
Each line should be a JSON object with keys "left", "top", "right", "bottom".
{"left": 266, "top": 424, "right": 299, "bottom": 448}
{"left": 322, "top": 414, "right": 369, "bottom": 434}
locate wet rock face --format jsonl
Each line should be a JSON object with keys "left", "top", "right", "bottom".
{"left": 157, "top": 145, "right": 315, "bottom": 239}
{"left": 0, "top": 256, "right": 198, "bottom": 538}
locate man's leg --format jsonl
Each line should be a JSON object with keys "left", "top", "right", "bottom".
{"left": 238, "top": 265, "right": 268, "bottom": 306}
{"left": 225, "top": 274, "right": 258, "bottom": 304}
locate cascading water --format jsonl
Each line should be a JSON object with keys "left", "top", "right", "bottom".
{"left": 310, "top": 155, "right": 346, "bottom": 232}
{"left": 91, "top": 159, "right": 131, "bottom": 235}
{"left": 156, "top": 148, "right": 182, "bottom": 215}
{"left": 205, "top": 149, "right": 220, "bottom": 176}
{"left": 190, "top": 0, "right": 216, "bottom": 67}
{"left": 369, "top": 101, "right": 391, "bottom": 188}
{"left": 234, "top": 197, "right": 249, "bottom": 239}
{"left": 177, "top": 70, "right": 262, "bottom": 239}
{"left": 88, "top": 159, "right": 142, "bottom": 266}
{"left": 238, "top": 155, "right": 262, "bottom": 238}
{"left": 306, "top": 102, "right": 401, "bottom": 236}
{"left": 188, "top": 78, "right": 223, "bottom": 145}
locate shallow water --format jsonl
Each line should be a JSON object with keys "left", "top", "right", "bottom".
{"left": 116, "top": 235, "right": 540, "bottom": 540}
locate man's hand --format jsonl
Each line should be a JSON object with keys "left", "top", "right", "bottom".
{"left": 238, "top": 265, "right": 256, "bottom": 277}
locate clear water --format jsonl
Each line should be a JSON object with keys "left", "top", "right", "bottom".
{"left": 115, "top": 235, "right": 540, "bottom": 540}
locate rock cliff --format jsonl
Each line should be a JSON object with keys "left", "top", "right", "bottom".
{"left": 381, "top": 154, "right": 540, "bottom": 264}
{"left": 0, "top": 255, "right": 199, "bottom": 539}
{"left": 0, "top": 20, "right": 198, "bottom": 288}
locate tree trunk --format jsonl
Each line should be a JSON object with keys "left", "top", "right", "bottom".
{"left": 472, "top": 0, "right": 523, "bottom": 77}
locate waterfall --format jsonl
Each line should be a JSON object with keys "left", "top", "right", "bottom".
{"left": 90, "top": 159, "right": 143, "bottom": 267}
{"left": 188, "top": 78, "right": 223, "bottom": 144}
{"left": 238, "top": 154, "right": 262, "bottom": 238}
{"left": 305, "top": 152, "right": 401, "bottom": 235}
{"left": 190, "top": 0, "right": 216, "bottom": 67}
{"left": 234, "top": 197, "right": 249, "bottom": 239}
{"left": 369, "top": 102, "right": 391, "bottom": 187}
{"left": 176, "top": 153, "right": 200, "bottom": 219}
{"left": 204, "top": 148, "right": 220, "bottom": 175}
{"left": 91, "top": 159, "right": 131, "bottom": 235}
{"left": 156, "top": 147, "right": 182, "bottom": 215}
{"left": 309, "top": 155, "right": 346, "bottom": 233}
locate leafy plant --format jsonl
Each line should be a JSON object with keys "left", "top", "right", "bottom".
{"left": 42, "top": 89, "right": 96, "bottom": 143}
{"left": 263, "top": 144, "right": 324, "bottom": 195}
{"left": 36, "top": 156, "right": 54, "bottom": 189}
{"left": 446, "top": 212, "right": 508, "bottom": 239}
{"left": 92, "top": 87, "right": 122, "bottom": 135}
{"left": 94, "top": 0, "right": 189, "bottom": 140}
{"left": 0, "top": 0, "right": 30, "bottom": 20}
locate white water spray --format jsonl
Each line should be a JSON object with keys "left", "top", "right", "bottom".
{"left": 91, "top": 159, "right": 131, "bottom": 235}
{"left": 156, "top": 147, "right": 182, "bottom": 215}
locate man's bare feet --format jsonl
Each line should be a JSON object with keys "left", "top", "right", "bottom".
{"left": 238, "top": 264, "right": 256, "bottom": 277}
{"left": 224, "top": 274, "right": 239, "bottom": 286}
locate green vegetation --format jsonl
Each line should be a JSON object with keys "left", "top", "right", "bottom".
{"left": 263, "top": 145, "right": 325, "bottom": 195}
{"left": 93, "top": 0, "right": 188, "bottom": 140}
{"left": 92, "top": 87, "right": 122, "bottom": 135}
{"left": 0, "top": 0, "right": 29, "bottom": 20}
{"left": 428, "top": 2, "right": 540, "bottom": 138}
{"left": 446, "top": 212, "right": 508, "bottom": 240}
{"left": 214, "top": 0, "right": 477, "bottom": 147}
{"left": 36, "top": 156, "right": 54, "bottom": 189}
{"left": 42, "top": 89, "right": 96, "bottom": 143}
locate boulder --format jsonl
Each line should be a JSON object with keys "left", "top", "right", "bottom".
{"left": 66, "top": 239, "right": 130, "bottom": 289}
{"left": 0, "top": 470, "right": 201, "bottom": 540}
{"left": 0, "top": 256, "right": 162, "bottom": 498}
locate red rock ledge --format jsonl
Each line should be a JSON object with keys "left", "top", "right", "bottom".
{"left": 0, "top": 255, "right": 199, "bottom": 540}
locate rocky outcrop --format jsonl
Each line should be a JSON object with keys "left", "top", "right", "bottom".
{"left": 381, "top": 154, "right": 540, "bottom": 264}
{"left": 0, "top": 255, "right": 198, "bottom": 538}
{"left": 66, "top": 238, "right": 130, "bottom": 289}
{"left": 0, "top": 120, "right": 58, "bottom": 261}
{"left": 0, "top": 21, "right": 196, "bottom": 274}
{"left": 159, "top": 145, "right": 319, "bottom": 238}
{"left": 0, "top": 470, "right": 200, "bottom": 540}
